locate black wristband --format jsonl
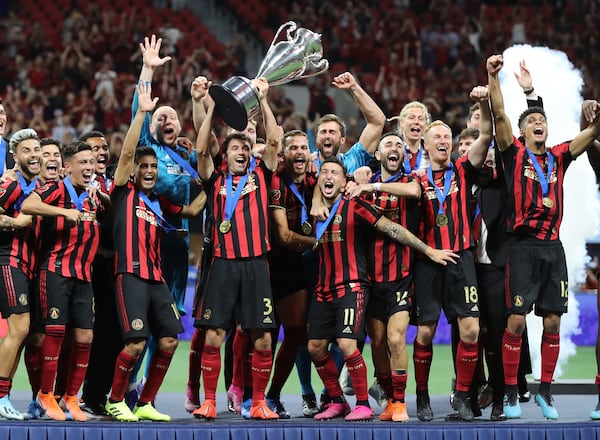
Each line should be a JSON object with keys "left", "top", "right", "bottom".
{"left": 523, "top": 88, "right": 534, "bottom": 95}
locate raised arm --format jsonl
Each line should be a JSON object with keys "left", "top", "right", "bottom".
{"left": 332, "top": 72, "right": 386, "bottom": 154}
{"left": 254, "top": 77, "right": 280, "bottom": 171}
{"left": 467, "top": 85, "right": 493, "bottom": 168}
{"left": 138, "top": 35, "right": 172, "bottom": 83}
{"left": 191, "top": 76, "right": 220, "bottom": 157}
{"left": 375, "top": 216, "right": 458, "bottom": 265}
{"left": 195, "top": 93, "right": 216, "bottom": 180}
{"left": 487, "top": 54, "right": 513, "bottom": 152}
{"left": 114, "top": 82, "right": 159, "bottom": 187}
{"left": 569, "top": 99, "right": 600, "bottom": 159}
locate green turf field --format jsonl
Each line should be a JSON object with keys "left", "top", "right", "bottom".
{"left": 10, "top": 342, "right": 596, "bottom": 396}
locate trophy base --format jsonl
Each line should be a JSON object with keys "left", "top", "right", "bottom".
{"left": 209, "top": 76, "right": 259, "bottom": 131}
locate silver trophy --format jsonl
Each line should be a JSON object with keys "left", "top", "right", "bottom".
{"left": 209, "top": 21, "right": 329, "bottom": 130}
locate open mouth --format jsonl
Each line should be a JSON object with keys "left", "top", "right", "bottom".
{"left": 164, "top": 127, "right": 175, "bottom": 135}
{"left": 387, "top": 152, "right": 400, "bottom": 164}
{"left": 534, "top": 127, "right": 543, "bottom": 135}
{"left": 410, "top": 127, "right": 421, "bottom": 135}
{"left": 143, "top": 174, "right": 154, "bottom": 183}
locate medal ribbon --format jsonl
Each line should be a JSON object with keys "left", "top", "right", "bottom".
{"left": 63, "top": 176, "right": 88, "bottom": 211}
{"left": 224, "top": 160, "right": 256, "bottom": 225}
{"left": 315, "top": 195, "right": 343, "bottom": 241}
{"left": 164, "top": 145, "right": 200, "bottom": 181}
{"left": 370, "top": 171, "right": 403, "bottom": 184}
{"left": 525, "top": 147, "right": 554, "bottom": 198}
{"left": 14, "top": 171, "right": 37, "bottom": 211}
{"left": 286, "top": 177, "right": 309, "bottom": 226}
{"left": 0, "top": 138, "right": 6, "bottom": 175}
{"left": 426, "top": 164, "right": 454, "bottom": 216}
{"left": 138, "top": 191, "right": 178, "bottom": 233}
{"left": 403, "top": 144, "right": 422, "bottom": 174}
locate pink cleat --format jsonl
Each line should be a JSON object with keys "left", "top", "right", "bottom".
{"left": 227, "top": 385, "right": 243, "bottom": 414}
{"left": 314, "top": 402, "right": 351, "bottom": 420}
{"left": 344, "top": 405, "right": 374, "bottom": 421}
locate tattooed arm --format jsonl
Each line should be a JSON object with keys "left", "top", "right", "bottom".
{"left": 0, "top": 213, "right": 32, "bottom": 231}
{"left": 375, "top": 216, "right": 459, "bottom": 265}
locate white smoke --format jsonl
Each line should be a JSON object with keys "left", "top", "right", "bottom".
{"left": 499, "top": 45, "right": 600, "bottom": 379}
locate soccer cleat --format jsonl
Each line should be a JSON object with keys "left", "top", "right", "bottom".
{"left": 477, "top": 384, "right": 493, "bottom": 409}
{"left": 227, "top": 385, "right": 243, "bottom": 414}
{"left": 302, "top": 394, "right": 319, "bottom": 418}
{"left": 266, "top": 396, "right": 290, "bottom": 419}
{"left": 378, "top": 398, "right": 395, "bottom": 421}
{"left": 447, "top": 392, "right": 474, "bottom": 422}
{"left": 105, "top": 400, "right": 139, "bottom": 422}
{"left": 368, "top": 381, "right": 388, "bottom": 408}
{"left": 416, "top": 390, "right": 433, "bottom": 422}
{"left": 37, "top": 391, "right": 67, "bottom": 421}
{"left": 250, "top": 400, "right": 279, "bottom": 420}
{"left": 60, "top": 395, "right": 88, "bottom": 422}
{"left": 519, "top": 390, "right": 531, "bottom": 402}
{"left": 241, "top": 398, "right": 252, "bottom": 419}
{"left": 503, "top": 393, "right": 521, "bottom": 419}
{"left": 535, "top": 393, "right": 558, "bottom": 420}
{"left": 193, "top": 399, "right": 217, "bottom": 420}
{"left": 0, "top": 395, "right": 24, "bottom": 420}
{"left": 133, "top": 403, "right": 171, "bottom": 421}
{"left": 340, "top": 365, "right": 355, "bottom": 396}
{"left": 392, "top": 401, "right": 409, "bottom": 422}
{"left": 491, "top": 401, "right": 507, "bottom": 421}
{"left": 24, "top": 400, "right": 45, "bottom": 420}
{"left": 82, "top": 401, "right": 109, "bottom": 417}
{"left": 184, "top": 397, "right": 200, "bottom": 413}
{"left": 314, "top": 402, "right": 350, "bottom": 420}
{"left": 344, "top": 404, "right": 374, "bottom": 421}
{"left": 590, "top": 401, "right": 600, "bottom": 420}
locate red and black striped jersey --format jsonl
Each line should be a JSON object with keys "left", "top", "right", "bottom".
{"left": 35, "top": 180, "right": 102, "bottom": 281}
{"left": 361, "top": 174, "right": 419, "bottom": 282}
{"left": 0, "top": 178, "right": 38, "bottom": 278}
{"left": 206, "top": 161, "right": 273, "bottom": 259}
{"left": 269, "top": 171, "right": 317, "bottom": 251}
{"left": 315, "top": 197, "right": 382, "bottom": 302}
{"left": 416, "top": 156, "right": 477, "bottom": 251}
{"left": 500, "top": 137, "right": 572, "bottom": 241}
{"left": 111, "top": 181, "right": 182, "bottom": 281}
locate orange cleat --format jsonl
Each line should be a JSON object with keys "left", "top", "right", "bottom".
{"left": 250, "top": 400, "right": 279, "bottom": 420}
{"left": 193, "top": 399, "right": 217, "bottom": 420}
{"left": 391, "top": 401, "right": 409, "bottom": 422}
{"left": 37, "top": 391, "right": 66, "bottom": 421}
{"left": 378, "top": 398, "right": 394, "bottom": 421}
{"left": 60, "top": 395, "right": 88, "bottom": 422}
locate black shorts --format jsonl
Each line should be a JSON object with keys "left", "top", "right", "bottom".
{"left": 413, "top": 250, "right": 479, "bottom": 324}
{"left": 367, "top": 277, "right": 413, "bottom": 323}
{"left": 505, "top": 237, "right": 568, "bottom": 316}
{"left": 29, "top": 276, "right": 43, "bottom": 334}
{"left": 195, "top": 256, "right": 276, "bottom": 331}
{"left": 115, "top": 273, "right": 184, "bottom": 341}
{"left": 307, "top": 289, "right": 369, "bottom": 341}
{"left": 0, "top": 265, "right": 30, "bottom": 317}
{"left": 38, "top": 269, "right": 94, "bottom": 329}
{"left": 269, "top": 253, "right": 307, "bottom": 301}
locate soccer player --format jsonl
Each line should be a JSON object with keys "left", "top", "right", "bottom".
{"left": 0, "top": 128, "right": 40, "bottom": 419}
{"left": 21, "top": 139, "right": 108, "bottom": 421}
{"left": 488, "top": 54, "right": 600, "bottom": 420}
{"left": 307, "top": 157, "right": 457, "bottom": 422}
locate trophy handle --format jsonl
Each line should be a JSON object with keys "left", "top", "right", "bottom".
{"left": 296, "top": 59, "right": 330, "bottom": 80}
{"left": 266, "top": 21, "right": 297, "bottom": 56}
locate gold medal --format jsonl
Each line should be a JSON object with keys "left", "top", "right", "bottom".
{"left": 219, "top": 220, "right": 231, "bottom": 234}
{"left": 435, "top": 214, "right": 448, "bottom": 227}
{"left": 175, "top": 228, "right": 188, "bottom": 239}
{"left": 542, "top": 197, "right": 554, "bottom": 208}
{"left": 301, "top": 221, "right": 313, "bottom": 235}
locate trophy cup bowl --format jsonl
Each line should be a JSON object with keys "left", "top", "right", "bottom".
{"left": 209, "top": 21, "right": 329, "bottom": 131}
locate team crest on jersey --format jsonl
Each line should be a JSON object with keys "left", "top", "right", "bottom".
{"left": 37, "top": 183, "right": 52, "bottom": 192}
{"left": 333, "top": 214, "right": 342, "bottom": 224}
{"left": 135, "top": 206, "right": 159, "bottom": 226}
{"left": 423, "top": 176, "right": 458, "bottom": 201}
{"left": 81, "top": 211, "right": 96, "bottom": 222}
{"left": 203, "top": 308, "right": 212, "bottom": 320}
{"left": 131, "top": 319, "right": 144, "bottom": 330}
{"left": 49, "top": 307, "right": 60, "bottom": 319}
{"left": 513, "top": 295, "right": 524, "bottom": 307}
{"left": 271, "top": 189, "right": 281, "bottom": 203}
{"left": 524, "top": 161, "right": 557, "bottom": 184}
{"left": 18, "top": 294, "right": 28, "bottom": 306}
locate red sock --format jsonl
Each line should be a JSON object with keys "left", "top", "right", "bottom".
{"left": 391, "top": 371, "right": 407, "bottom": 402}
{"left": 314, "top": 353, "right": 343, "bottom": 398}
{"left": 231, "top": 328, "right": 248, "bottom": 389}
{"left": 139, "top": 350, "right": 174, "bottom": 404}
{"left": 540, "top": 332, "right": 560, "bottom": 384}
{"left": 455, "top": 340, "right": 478, "bottom": 392}
{"left": 187, "top": 328, "right": 204, "bottom": 399}
{"left": 201, "top": 345, "right": 221, "bottom": 401}
{"left": 379, "top": 373, "right": 393, "bottom": 398}
{"left": 24, "top": 345, "right": 42, "bottom": 398}
{"left": 270, "top": 328, "right": 305, "bottom": 390}
{"left": 243, "top": 340, "right": 253, "bottom": 390}
{"left": 502, "top": 330, "right": 522, "bottom": 386}
{"left": 65, "top": 341, "right": 91, "bottom": 397}
{"left": 344, "top": 350, "right": 369, "bottom": 402}
{"left": 109, "top": 350, "right": 138, "bottom": 401}
{"left": 251, "top": 348, "right": 272, "bottom": 402}
{"left": 54, "top": 341, "right": 71, "bottom": 397}
{"left": 413, "top": 341, "right": 432, "bottom": 392}
{"left": 40, "top": 325, "right": 65, "bottom": 394}
{"left": 0, "top": 377, "right": 10, "bottom": 398}
{"left": 595, "top": 374, "right": 600, "bottom": 394}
